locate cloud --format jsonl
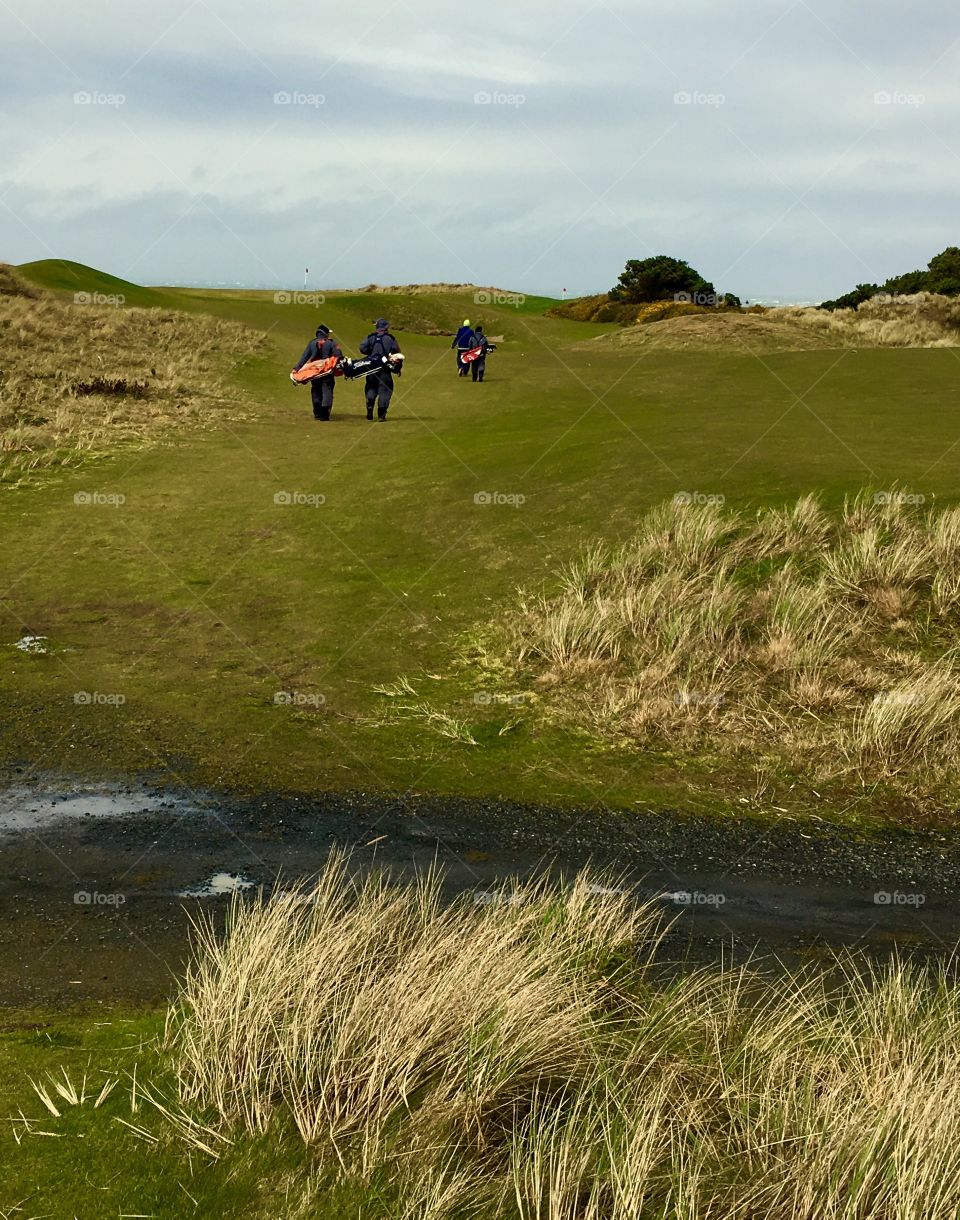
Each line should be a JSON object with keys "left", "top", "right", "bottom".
{"left": 1, "top": 0, "right": 958, "bottom": 299}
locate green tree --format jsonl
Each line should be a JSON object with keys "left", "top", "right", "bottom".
{"left": 924, "top": 247, "right": 960, "bottom": 295}
{"left": 823, "top": 248, "right": 960, "bottom": 309}
{"left": 883, "top": 269, "right": 927, "bottom": 296}
{"left": 820, "top": 283, "right": 881, "bottom": 312}
{"left": 610, "top": 255, "right": 716, "bottom": 304}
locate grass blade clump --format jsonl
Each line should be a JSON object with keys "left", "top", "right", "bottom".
{"left": 170, "top": 856, "right": 644, "bottom": 1159}
{"left": 0, "top": 270, "right": 267, "bottom": 483}
{"left": 490, "top": 491, "right": 960, "bottom": 803}
{"left": 164, "top": 860, "right": 960, "bottom": 1217}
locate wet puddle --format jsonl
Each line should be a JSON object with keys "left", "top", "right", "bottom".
{"left": 13, "top": 634, "right": 50, "bottom": 654}
{"left": 178, "top": 872, "right": 256, "bottom": 898}
{"left": 0, "top": 784, "right": 195, "bottom": 835}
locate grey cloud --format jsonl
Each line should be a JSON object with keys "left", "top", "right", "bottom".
{"left": 1, "top": 0, "right": 958, "bottom": 300}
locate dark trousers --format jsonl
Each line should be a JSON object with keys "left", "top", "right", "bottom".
{"left": 365, "top": 370, "right": 394, "bottom": 417}
{"left": 471, "top": 357, "right": 486, "bottom": 382}
{"left": 311, "top": 377, "right": 334, "bottom": 419}
{"left": 456, "top": 351, "right": 469, "bottom": 376}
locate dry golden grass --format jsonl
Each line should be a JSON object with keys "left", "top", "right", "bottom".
{"left": 0, "top": 265, "right": 267, "bottom": 484}
{"left": 787, "top": 292, "right": 960, "bottom": 349}
{"left": 586, "top": 293, "right": 960, "bottom": 353}
{"left": 484, "top": 492, "right": 960, "bottom": 799}
{"left": 165, "top": 857, "right": 960, "bottom": 1218}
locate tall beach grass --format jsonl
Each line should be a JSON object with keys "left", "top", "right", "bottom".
{"left": 164, "top": 857, "right": 960, "bottom": 1218}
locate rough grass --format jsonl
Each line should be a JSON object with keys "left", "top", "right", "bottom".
{"left": 159, "top": 857, "right": 960, "bottom": 1218}
{"left": 548, "top": 293, "right": 729, "bottom": 326}
{"left": 585, "top": 292, "right": 960, "bottom": 352}
{"left": 0, "top": 265, "right": 268, "bottom": 483}
{"left": 787, "top": 292, "right": 960, "bottom": 348}
{"left": 353, "top": 282, "right": 513, "bottom": 296}
{"left": 474, "top": 492, "right": 960, "bottom": 804}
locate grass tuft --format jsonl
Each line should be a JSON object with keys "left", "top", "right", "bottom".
{"left": 157, "top": 858, "right": 960, "bottom": 1217}
{"left": 0, "top": 280, "right": 268, "bottom": 483}
{"left": 483, "top": 492, "right": 960, "bottom": 802}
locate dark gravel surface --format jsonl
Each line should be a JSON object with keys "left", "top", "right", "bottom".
{"left": 3, "top": 774, "right": 959, "bottom": 1006}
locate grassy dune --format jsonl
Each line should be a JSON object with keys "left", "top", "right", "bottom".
{"left": 584, "top": 292, "right": 960, "bottom": 353}
{"left": 451, "top": 492, "right": 960, "bottom": 810}
{"left": 8, "top": 860, "right": 960, "bottom": 1217}
{"left": 0, "top": 264, "right": 267, "bottom": 483}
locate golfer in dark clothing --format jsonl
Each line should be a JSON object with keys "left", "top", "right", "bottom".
{"left": 293, "top": 325, "right": 342, "bottom": 420}
{"left": 359, "top": 318, "right": 402, "bottom": 420}
{"left": 471, "top": 326, "right": 490, "bottom": 382}
{"left": 451, "top": 319, "right": 476, "bottom": 376}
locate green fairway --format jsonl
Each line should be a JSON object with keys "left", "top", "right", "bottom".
{"left": 4, "top": 262, "right": 960, "bottom": 823}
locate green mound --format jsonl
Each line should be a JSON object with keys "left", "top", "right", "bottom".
{"left": 15, "top": 259, "right": 170, "bottom": 308}
{"left": 151, "top": 282, "right": 557, "bottom": 339}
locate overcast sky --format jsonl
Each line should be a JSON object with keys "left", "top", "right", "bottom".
{"left": 1, "top": 0, "right": 957, "bottom": 300}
